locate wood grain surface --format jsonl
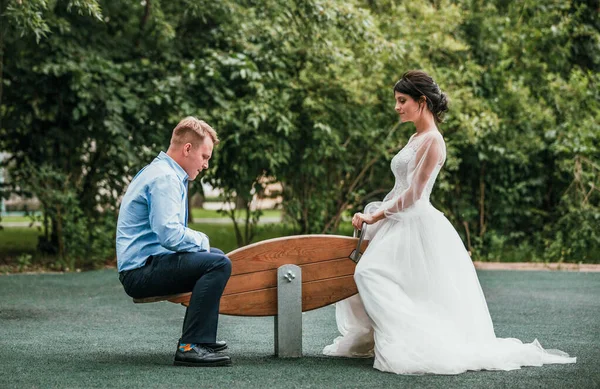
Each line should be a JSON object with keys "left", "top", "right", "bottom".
{"left": 133, "top": 235, "right": 369, "bottom": 316}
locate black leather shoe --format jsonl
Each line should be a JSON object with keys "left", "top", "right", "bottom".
{"left": 202, "top": 341, "right": 227, "bottom": 352}
{"left": 174, "top": 344, "right": 232, "bottom": 367}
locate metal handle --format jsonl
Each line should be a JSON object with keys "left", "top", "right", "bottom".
{"left": 350, "top": 222, "right": 367, "bottom": 263}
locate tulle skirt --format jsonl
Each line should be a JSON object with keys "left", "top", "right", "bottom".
{"left": 323, "top": 201, "right": 576, "bottom": 374}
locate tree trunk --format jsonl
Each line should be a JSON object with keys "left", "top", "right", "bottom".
{"left": 55, "top": 210, "right": 65, "bottom": 262}
{"left": 135, "top": 0, "right": 151, "bottom": 48}
{"left": 479, "top": 163, "right": 486, "bottom": 237}
{"left": 0, "top": 0, "right": 5, "bottom": 130}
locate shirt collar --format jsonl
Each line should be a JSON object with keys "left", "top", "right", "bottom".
{"left": 157, "top": 151, "right": 189, "bottom": 182}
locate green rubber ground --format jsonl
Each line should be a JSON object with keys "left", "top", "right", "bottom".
{"left": 0, "top": 270, "right": 598, "bottom": 388}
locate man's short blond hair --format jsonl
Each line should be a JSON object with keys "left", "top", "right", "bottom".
{"left": 170, "top": 116, "right": 220, "bottom": 147}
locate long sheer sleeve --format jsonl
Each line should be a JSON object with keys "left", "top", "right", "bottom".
{"left": 380, "top": 132, "right": 446, "bottom": 217}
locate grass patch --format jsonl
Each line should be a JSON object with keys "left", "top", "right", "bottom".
{"left": 191, "top": 208, "right": 282, "bottom": 219}
{"left": 0, "top": 221, "right": 355, "bottom": 273}
{"left": 188, "top": 222, "right": 354, "bottom": 253}
{"left": 1, "top": 209, "right": 283, "bottom": 223}
{"left": 188, "top": 223, "right": 316, "bottom": 253}
{"left": 0, "top": 227, "right": 57, "bottom": 272}
{"left": 0, "top": 223, "right": 301, "bottom": 272}
{"left": 0, "top": 215, "right": 40, "bottom": 223}
{"left": 0, "top": 227, "right": 41, "bottom": 257}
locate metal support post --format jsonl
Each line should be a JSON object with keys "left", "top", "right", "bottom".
{"left": 274, "top": 264, "right": 302, "bottom": 357}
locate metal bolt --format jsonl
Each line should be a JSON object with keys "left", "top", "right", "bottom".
{"left": 283, "top": 270, "right": 296, "bottom": 282}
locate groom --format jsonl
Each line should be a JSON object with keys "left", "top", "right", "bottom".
{"left": 116, "top": 117, "right": 233, "bottom": 367}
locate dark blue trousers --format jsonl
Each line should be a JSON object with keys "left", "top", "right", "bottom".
{"left": 119, "top": 248, "right": 232, "bottom": 344}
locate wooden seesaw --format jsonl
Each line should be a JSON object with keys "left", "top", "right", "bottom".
{"left": 133, "top": 225, "right": 369, "bottom": 357}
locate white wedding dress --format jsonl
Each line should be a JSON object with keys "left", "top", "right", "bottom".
{"left": 323, "top": 130, "right": 576, "bottom": 374}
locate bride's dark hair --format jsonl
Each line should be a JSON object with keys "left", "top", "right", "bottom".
{"left": 394, "top": 70, "right": 449, "bottom": 123}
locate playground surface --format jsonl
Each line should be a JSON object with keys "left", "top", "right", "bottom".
{"left": 0, "top": 269, "right": 598, "bottom": 388}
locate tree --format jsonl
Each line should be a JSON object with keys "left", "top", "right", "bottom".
{"left": 1, "top": 0, "right": 190, "bottom": 267}
{"left": 2, "top": 0, "right": 599, "bottom": 268}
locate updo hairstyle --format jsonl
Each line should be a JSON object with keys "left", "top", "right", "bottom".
{"left": 393, "top": 70, "right": 449, "bottom": 123}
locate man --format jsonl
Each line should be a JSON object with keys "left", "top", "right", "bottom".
{"left": 116, "top": 117, "right": 232, "bottom": 367}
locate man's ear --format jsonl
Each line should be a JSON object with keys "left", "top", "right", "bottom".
{"left": 183, "top": 143, "right": 192, "bottom": 156}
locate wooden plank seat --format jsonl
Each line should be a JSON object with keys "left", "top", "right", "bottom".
{"left": 133, "top": 234, "right": 369, "bottom": 316}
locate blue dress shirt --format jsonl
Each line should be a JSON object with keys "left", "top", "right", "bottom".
{"left": 116, "top": 151, "right": 210, "bottom": 272}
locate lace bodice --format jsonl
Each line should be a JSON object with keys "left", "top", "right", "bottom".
{"left": 391, "top": 133, "right": 445, "bottom": 202}
{"left": 390, "top": 142, "right": 414, "bottom": 192}
{"left": 375, "top": 131, "right": 446, "bottom": 217}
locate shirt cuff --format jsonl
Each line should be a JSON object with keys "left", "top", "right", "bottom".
{"left": 200, "top": 233, "right": 210, "bottom": 252}
{"left": 183, "top": 229, "right": 210, "bottom": 252}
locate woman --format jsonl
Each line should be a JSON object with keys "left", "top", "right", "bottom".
{"left": 323, "top": 70, "right": 576, "bottom": 374}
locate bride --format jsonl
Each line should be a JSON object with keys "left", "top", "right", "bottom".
{"left": 323, "top": 70, "right": 576, "bottom": 374}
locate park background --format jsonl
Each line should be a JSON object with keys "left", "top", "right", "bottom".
{"left": 0, "top": 0, "right": 599, "bottom": 272}
{"left": 1, "top": 2, "right": 599, "bottom": 389}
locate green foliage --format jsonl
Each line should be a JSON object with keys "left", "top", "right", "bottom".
{"left": 1, "top": 0, "right": 599, "bottom": 268}
{"left": 17, "top": 163, "right": 115, "bottom": 270}
{"left": 433, "top": 0, "right": 600, "bottom": 263}
{"left": 16, "top": 253, "right": 32, "bottom": 271}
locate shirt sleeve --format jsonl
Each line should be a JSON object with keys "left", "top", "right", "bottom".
{"left": 147, "top": 174, "right": 210, "bottom": 252}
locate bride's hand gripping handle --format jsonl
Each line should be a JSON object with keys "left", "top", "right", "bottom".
{"left": 352, "top": 212, "right": 384, "bottom": 230}
{"left": 351, "top": 222, "right": 367, "bottom": 263}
